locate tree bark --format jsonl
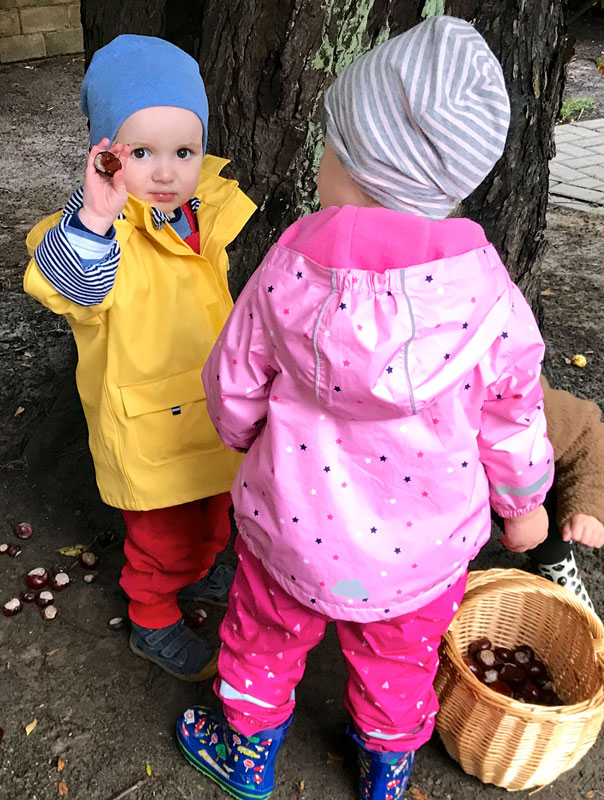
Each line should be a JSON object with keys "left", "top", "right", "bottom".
{"left": 81, "top": 0, "right": 567, "bottom": 311}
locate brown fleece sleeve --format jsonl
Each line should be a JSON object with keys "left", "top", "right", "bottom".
{"left": 541, "top": 376, "right": 604, "bottom": 528}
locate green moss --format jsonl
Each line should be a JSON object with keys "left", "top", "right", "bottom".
{"left": 297, "top": 1, "right": 390, "bottom": 217}
{"left": 310, "top": 0, "right": 389, "bottom": 74}
{"left": 296, "top": 120, "right": 324, "bottom": 218}
{"left": 421, "top": 0, "right": 445, "bottom": 17}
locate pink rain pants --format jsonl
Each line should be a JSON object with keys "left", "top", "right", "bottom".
{"left": 215, "top": 538, "right": 466, "bottom": 752}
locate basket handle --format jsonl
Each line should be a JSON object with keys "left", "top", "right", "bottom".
{"left": 594, "top": 638, "right": 604, "bottom": 663}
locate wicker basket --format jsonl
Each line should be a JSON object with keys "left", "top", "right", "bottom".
{"left": 434, "top": 568, "right": 604, "bottom": 791}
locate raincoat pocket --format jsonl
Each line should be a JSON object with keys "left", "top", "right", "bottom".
{"left": 119, "top": 367, "right": 224, "bottom": 465}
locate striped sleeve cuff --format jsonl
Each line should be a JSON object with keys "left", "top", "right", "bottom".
{"left": 34, "top": 212, "right": 121, "bottom": 307}
{"left": 65, "top": 212, "right": 116, "bottom": 267}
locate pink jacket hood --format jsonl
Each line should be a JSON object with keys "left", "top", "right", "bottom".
{"left": 203, "top": 206, "right": 553, "bottom": 622}
{"left": 277, "top": 206, "right": 512, "bottom": 419}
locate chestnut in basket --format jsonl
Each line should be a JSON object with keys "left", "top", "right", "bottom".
{"left": 539, "top": 689, "right": 562, "bottom": 706}
{"left": 526, "top": 660, "right": 547, "bottom": 685}
{"left": 483, "top": 668, "right": 499, "bottom": 684}
{"left": 494, "top": 647, "right": 514, "bottom": 663}
{"left": 490, "top": 681, "right": 512, "bottom": 697}
{"left": 499, "top": 663, "right": 526, "bottom": 688}
{"left": 463, "top": 657, "right": 484, "bottom": 681}
{"left": 513, "top": 644, "right": 535, "bottom": 665}
{"left": 514, "top": 682, "right": 539, "bottom": 704}
{"left": 475, "top": 649, "right": 500, "bottom": 670}
{"left": 468, "top": 637, "right": 492, "bottom": 656}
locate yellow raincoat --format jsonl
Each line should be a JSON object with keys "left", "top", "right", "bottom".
{"left": 24, "top": 155, "right": 255, "bottom": 510}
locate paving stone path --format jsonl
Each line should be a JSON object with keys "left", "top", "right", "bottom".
{"left": 550, "top": 118, "right": 604, "bottom": 212}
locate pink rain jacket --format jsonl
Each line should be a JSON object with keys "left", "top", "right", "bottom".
{"left": 204, "top": 206, "right": 554, "bottom": 622}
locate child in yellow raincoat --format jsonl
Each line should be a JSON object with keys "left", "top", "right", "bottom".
{"left": 24, "top": 34, "right": 255, "bottom": 681}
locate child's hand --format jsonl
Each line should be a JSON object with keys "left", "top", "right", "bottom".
{"left": 500, "top": 505, "right": 548, "bottom": 552}
{"left": 78, "top": 138, "right": 131, "bottom": 236}
{"left": 562, "top": 514, "right": 604, "bottom": 548}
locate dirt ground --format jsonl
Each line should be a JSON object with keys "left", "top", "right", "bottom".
{"left": 564, "top": 12, "right": 604, "bottom": 120}
{"left": 1, "top": 23, "right": 604, "bottom": 800}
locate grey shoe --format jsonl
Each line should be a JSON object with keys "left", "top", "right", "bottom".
{"left": 178, "top": 563, "right": 234, "bottom": 606}
{"left": 534, "top": 550, "right": 595, "bottom": 612}
{"left": 129, "top": 618, "right": 218, "bottom": 681}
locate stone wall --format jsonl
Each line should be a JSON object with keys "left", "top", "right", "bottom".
{"left": 0, "top": 0, "right": 82, "bottom": 63}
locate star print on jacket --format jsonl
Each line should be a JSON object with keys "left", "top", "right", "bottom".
{"left": 203, "top": 205, "right": 554, "bottom": 623}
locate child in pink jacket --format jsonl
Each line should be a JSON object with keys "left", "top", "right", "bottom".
{"left": 177, "top": 16, "right": 553, "bottom": 800}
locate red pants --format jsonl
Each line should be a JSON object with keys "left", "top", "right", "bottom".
{"left": 119, "top": 493, "right": 231, "bottom": 628}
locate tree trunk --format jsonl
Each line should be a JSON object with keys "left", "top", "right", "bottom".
{"left": 25, "top": 0, "right": 566, "bottom": 464}
{"left": 81, "top": 0, "right": 567, "bottom": 310}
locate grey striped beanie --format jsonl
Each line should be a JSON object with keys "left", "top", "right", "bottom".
{"left": 323, "top": 16, "right": 510, "bottom": 219}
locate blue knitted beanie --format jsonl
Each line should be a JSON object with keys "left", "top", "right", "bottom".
{"left": 81, "top": 34, "right": 209, "bottom": 152}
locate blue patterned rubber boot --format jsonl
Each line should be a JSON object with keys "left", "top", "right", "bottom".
{"left": 176, "top": 705, "right": 291, "bottom": 800}
{"left": 347, "top": 725, "right": 415, "bottom": 800}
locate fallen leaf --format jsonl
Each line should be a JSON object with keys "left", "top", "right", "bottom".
{"left": 410, "top": 788, "right": 429, "bottom": 800}
{"left": 299, "top": 779, "right": 305, "bottom": 790}
{"left": 540, "top": 288, "right": 553, "bottom": 296}
{"left": 586, "top": 792, "right": 595, "bottom": 799}
{"left": 326, "top": 751, "right": 345, "bottom": 765}
{"left": 57, "top": 758, "right": 65, "bottom": 772}
{"left": 57, "top": 544, "right": 86, "bottom": 557}
{"left": 58, "top": 780, "right": 69, "bottom": 796}
{"left": 145, "top": 763, "right": 152, "bottom": 777}
{"left": 14, "top": 406, "right": 25, "bottom": 416}
{"left": 25, "top": 719, "right": 37, "bottom": 736}
{"left": 571, "top": 353, "right": 587, "bottom": 368}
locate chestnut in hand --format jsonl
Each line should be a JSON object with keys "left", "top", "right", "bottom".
{"left": 93, "top": 151, "right": 122, "bottom": 176}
